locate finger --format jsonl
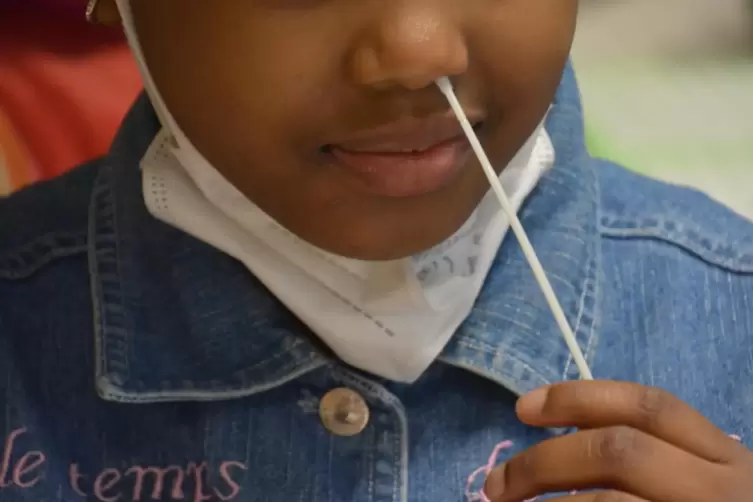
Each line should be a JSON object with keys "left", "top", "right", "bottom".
{"left": 516, "top": 380, "right": 746, "bottom": 463}
{"left": 529, "top": 492, "right": 648, "bottom": 502}
{"left": 484, "top": 426, "right": 732, "bottom": 502}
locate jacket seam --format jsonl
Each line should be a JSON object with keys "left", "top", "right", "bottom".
{"left": 598, "top": 216, "right": 753, "bottom": 274}
{"left": 0, "top": 232, "right": 89, "bottom": 280}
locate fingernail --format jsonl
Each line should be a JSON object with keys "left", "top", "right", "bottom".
{"left": 517, "top": 387, "right": 549, "bottom": 417}
{"left": 483, "top": 463, "right": 507, "bottom": 500}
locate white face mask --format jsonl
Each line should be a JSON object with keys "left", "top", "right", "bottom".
{"left": 116, "top": 0, "right": 555, "bottom": 382}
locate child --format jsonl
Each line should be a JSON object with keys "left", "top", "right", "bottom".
{"left": 1, "top": 0, "right": 751, "bottom": 501}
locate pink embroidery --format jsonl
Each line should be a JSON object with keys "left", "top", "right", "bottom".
{"left": 0, "top": 428, "right": 46, "bottom": 489}
{"left": 465, "top": 440, "right": 512, "bottom": 502}
{"left": 68, "top": 464, "right": 87, "bottom": 497}
{"left": 93, "top": 468, "right": 122, "bottom": 502}
{"left": 216, "top": 462, "right": 248, "bottom": 501}
{"left": 125, "top": 465, "right": 186, "bottom": 500}
{"left": 12, "top": 451, "right": 45, "bottom": 488}
{"left": 67, "top": 460, "right": 246, "bottom": 501}
{"left": 465, "top": 440, "right": 570, "bottom": 502}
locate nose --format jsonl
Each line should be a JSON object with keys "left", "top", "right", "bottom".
{"left": 349, "top": 4, "right": 469, "bottom": 91}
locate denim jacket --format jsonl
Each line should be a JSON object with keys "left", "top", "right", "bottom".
{"left": 1, "top": 65, "right": 752, "bottom": 502}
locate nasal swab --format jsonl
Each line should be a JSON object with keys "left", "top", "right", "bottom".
{"left": 436, "top": 77, "right": 593, "bottom": 381}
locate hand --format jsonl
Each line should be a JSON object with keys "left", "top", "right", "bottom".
{"left": 484, "top": 380, "right": 753, "bottom": 502}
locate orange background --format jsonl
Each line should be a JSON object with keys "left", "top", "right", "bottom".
{"left": 0, "top": 7, "right": 141, "bottom": 194}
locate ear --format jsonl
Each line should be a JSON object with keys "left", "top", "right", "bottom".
{"left": 86, "top": 0, "right": 122, "bottom": 26}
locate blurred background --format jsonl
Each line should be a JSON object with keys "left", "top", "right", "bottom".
{"left": 574, "top": 0, "right": 753, "bottom": 219}
{"left": 1, "top": 0, "right": 752, "bottom": 219}
{"left": 0, "top": 0, "right": 141, "bottom": 194}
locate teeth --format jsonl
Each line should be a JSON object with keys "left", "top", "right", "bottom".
{"left": 382, "top": 145, "right": 427, "bottom": 153}
{"left": 377, "top": 147, "right": 427, "bottom": 153}
{"left": 329, "top": 143, "right": 434, "bottom": 154}
{"left": 399, "top": 146, "right": 429, "bottom": 153}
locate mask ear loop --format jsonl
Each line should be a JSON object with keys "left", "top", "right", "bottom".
{"left": 436, "top": 77, "right": 593, "bottom": 381}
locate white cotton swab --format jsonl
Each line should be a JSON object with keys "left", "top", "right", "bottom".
{"left": 436, "top": 77, "right": 593, "bottom": 381}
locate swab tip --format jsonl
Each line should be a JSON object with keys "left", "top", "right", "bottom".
{"left": 435, "top": 77, "right": 453, "bottom": 96}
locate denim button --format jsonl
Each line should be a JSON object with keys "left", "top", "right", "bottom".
{"left": 319, "top": 388, "right": 370, "bottom": 436}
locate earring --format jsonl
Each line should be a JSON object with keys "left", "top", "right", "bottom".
{"left": 85, "top": 0, "right": 120, "bottom": 26}
{"left": 85, "top": 0, "right": 100, "bottom": 24}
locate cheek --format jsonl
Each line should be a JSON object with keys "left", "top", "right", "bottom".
{"left": 188, "top": 118, "right": 344, "bottom": 218}
{"left": 164, "top": 67, "right": 352, "bottom": 223}
{"left": 471, "top": 0, "right": 576, "bottom": 107}
{"left": 145, "top": 30, "right": 340, "bottom": 170}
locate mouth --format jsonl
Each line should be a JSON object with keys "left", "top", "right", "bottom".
{"left": 324, "top": 117, "right": 485, "bottom": 198}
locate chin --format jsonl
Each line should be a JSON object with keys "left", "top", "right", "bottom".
{"left": 315, "top": 211, "right": 476, "bottom": 262}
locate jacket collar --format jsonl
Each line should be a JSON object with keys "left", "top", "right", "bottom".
{"left": 90, "top": 63, "right": 600, "bottom": 403}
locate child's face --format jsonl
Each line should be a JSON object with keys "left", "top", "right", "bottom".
{"left": 131, "top": 0, "right": 577, "bottom": 259}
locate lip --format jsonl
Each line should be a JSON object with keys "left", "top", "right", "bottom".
{"left": 327, "top": 114, "right": 484, "bottom": 198}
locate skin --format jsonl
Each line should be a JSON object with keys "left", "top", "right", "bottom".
{"left": 485, "top": 381, "right": 753, "bottom": 502}
{"left": 124, "top": 0, "right": 577, "bottom": 260}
